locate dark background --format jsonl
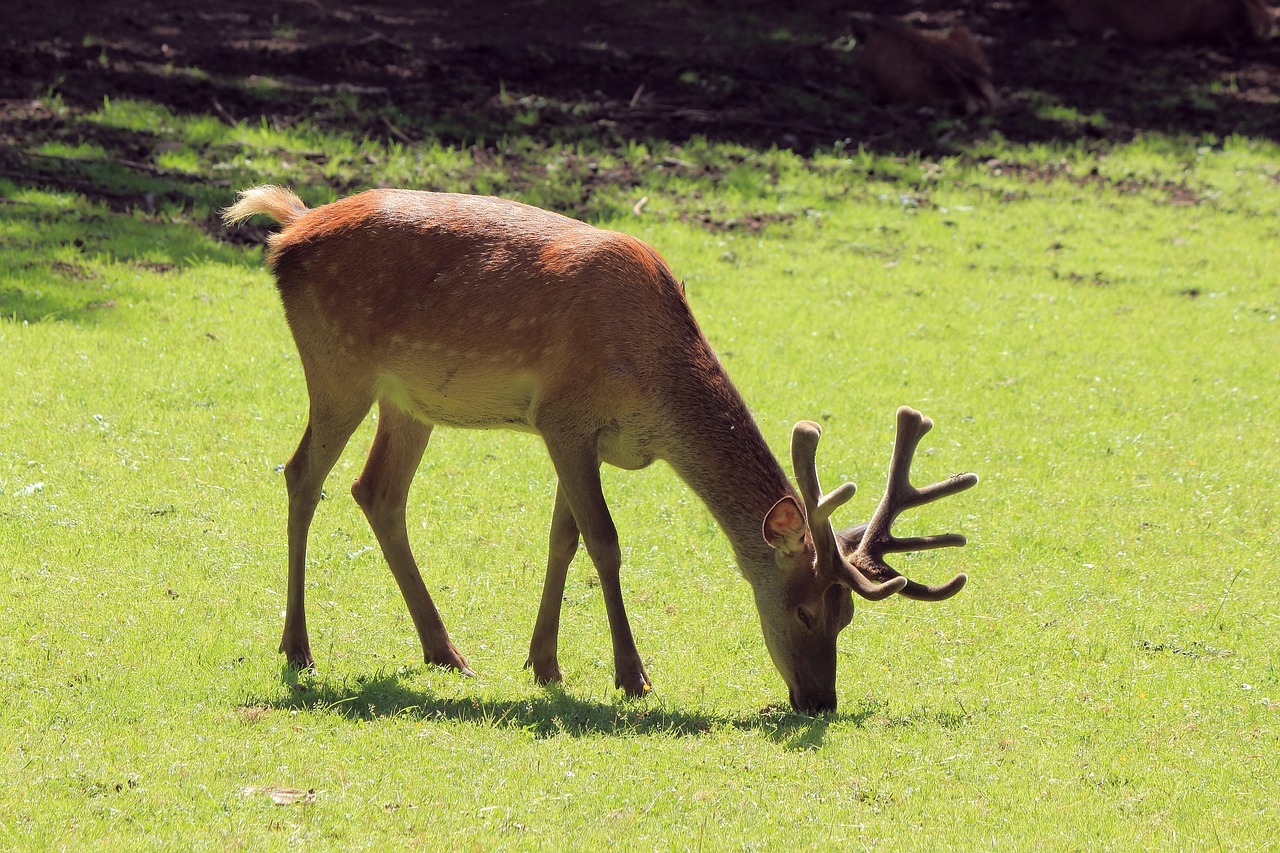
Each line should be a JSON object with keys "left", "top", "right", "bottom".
{"left": 2, "top": 0, "right": 1278, "bottom": 187}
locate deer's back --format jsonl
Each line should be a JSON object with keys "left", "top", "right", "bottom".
{"left": 266, "top": 190, "right": 708, "bottom": 449}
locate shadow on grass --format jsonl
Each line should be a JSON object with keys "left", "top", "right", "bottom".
{"left": 0, "top": 184, "right": 252, "bottom": 323}
{"left": 4, "top": 0, "right": 1279, "bottom": 223}
{"left": 248, "top": 665, "right": 965, "bottom": 750}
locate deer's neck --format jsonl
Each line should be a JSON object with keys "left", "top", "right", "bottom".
{"left": 658, "top": 358, "right": 794, "bottom": 581}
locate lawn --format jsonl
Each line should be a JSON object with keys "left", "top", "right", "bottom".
{"left": 1, "top": 105, "right": 1277, "bottom": 848}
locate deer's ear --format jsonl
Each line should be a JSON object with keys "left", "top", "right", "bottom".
{"left": 763, "top": 496, "right": 808, "bottom": 555}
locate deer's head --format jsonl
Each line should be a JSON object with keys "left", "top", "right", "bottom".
{"left": 760, "top": 409, "right": 978, "bottom": 713}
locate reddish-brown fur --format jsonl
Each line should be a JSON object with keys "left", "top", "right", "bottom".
{"left": 1053, "top": 0, "right": 1276, "bottom": 43}
{"left": 856, "top": 23, "right": 997, "bottom": 113}
{"left": 223, "top": 185, "right": 976, "bottom": 712}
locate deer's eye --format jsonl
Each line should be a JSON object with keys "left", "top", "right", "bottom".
{"left": 796, "top": 607, "right": 814, "bottom": 630}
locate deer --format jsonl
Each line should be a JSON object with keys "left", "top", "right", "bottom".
{"left": 1052, "top": 0, "right": 1276, "bottom": 43}
{"left": 221, "top": 185, "right": 979, "bottom": 713}
{"left": 852, "top": 19, "right": 998, "bottom": 114}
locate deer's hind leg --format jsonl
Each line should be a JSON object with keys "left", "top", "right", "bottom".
{"left": 280, "top": 392, "right": 373, "bottom": 670}
{"left": 351, "top": 400, "right": 473, "bottom": 675}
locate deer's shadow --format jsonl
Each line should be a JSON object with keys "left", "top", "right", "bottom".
{"left": 246, "top": 666, "right": 927, "bottom": 750}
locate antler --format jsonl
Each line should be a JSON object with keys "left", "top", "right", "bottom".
{"left": 791, "top": 421, "right": 907, "bottom": 601}
{"left": 847, "top": 406, "right": 978, "bottom": 601}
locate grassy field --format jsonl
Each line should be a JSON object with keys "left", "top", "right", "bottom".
{"left": 1, "top": 105, "right": 1278, "bottom": 848}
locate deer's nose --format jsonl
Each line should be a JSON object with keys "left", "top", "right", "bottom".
{"left": 790, "top": 688, "right": 837, "bottom": 714}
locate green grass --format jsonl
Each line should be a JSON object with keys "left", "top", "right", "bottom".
{"left": 2, "top": 111, "right": 1278, "bottom": 848}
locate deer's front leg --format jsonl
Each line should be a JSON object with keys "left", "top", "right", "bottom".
{"left": 542, "top": 434, "right": 651, "bottom": 698}
{"left": 526, "top": 483, "right": 579, "bottom": 684}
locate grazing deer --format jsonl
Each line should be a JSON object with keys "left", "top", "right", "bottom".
{"left": 854, "top": 21, "right": 998, "bottom": 113}
{"left": 222, "top": 186, "right": 978, "bottom": 712}
{"left": 1052, "top": 0, "right": 1276, "bottom": 43}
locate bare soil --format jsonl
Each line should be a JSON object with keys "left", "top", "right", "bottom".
{"left": 2, "top": 1, "right": 1278, "bottom": 180}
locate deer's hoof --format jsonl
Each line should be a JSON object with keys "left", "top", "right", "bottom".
{"left": 279, "top": 643, "right": 315, "bottom": 671}
{"left": 526, "top": 658, "right": 564, "bottom": 685}
{"left": 615, "top": 666, "right": 652, "bottom": 699}
{"left": 426, "top": 643, "right": 474, "bottom": 677}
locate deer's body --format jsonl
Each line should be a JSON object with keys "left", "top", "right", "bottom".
{"left": 1053, "top": 0, "right": 1275, "bottom": 43}
{"left": 272, "top": 190, "right": 666, "bottom": 441}
{"left": 224, "top": 185, "right": 976, "bottom": 712}
{"left": 855, "top": 23, "right": 997, "bottom": 114}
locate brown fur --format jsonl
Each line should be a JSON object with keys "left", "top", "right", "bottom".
{"left": 856, "top": 23, "right": 997, "bottom": 113}
{"left": 222, "top": 185, "right": 974, "bottom": 713}
{"left": 1053, "top": 0, "right": 1276, "bottom": 43}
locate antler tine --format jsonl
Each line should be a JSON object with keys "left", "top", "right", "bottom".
{"left": 790, "top": 421, "right": 857, "bottom": 526}
{"left": 789, "top": 421, "right": 826, "bottom": 519}
{"left": 790, "top": 421, "right": 906, "bottom": 601}
{"left": 850, "top": 407, "right": 978, "bottom": 602}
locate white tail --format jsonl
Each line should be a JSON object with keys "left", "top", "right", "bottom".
{"left": 223, "top": 185, "right": 978, "bottom": 712}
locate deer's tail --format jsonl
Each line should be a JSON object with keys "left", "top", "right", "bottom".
{"left": 222, "top": 185, "right": 310, "bottom": 228}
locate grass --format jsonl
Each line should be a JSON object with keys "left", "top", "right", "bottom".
{"left": 1, "top": 105, "right": 1278, "bottom": 848}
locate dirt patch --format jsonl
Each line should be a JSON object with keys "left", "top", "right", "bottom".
{"left": 2, "top": 1, "right": 1278, "bottom": 192}
{"left": 680, "top": 210, "right": 799, "bottom": 232}
{"left": 982, "top": 156, "right": 1210, "bottom": 204}
{"left": 50, "top": 259, "right": 94, "bottom": 280}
